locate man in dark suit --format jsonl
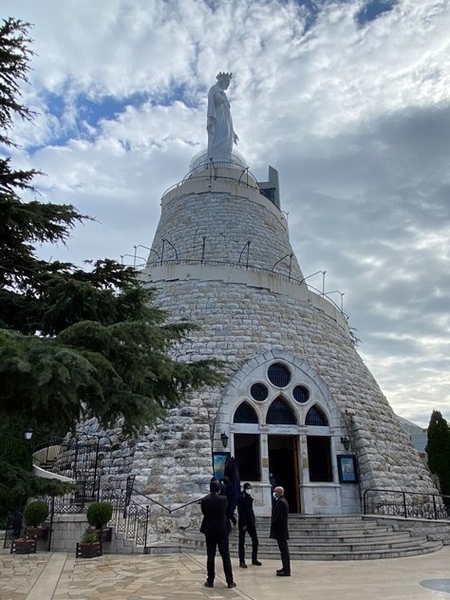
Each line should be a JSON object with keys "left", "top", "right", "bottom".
{"left": 237, "top": 482, "right": 262, "bottom": 568}
{"left": 270, "top": 486, "right": 291, "bottom": 576}
{"left": 200, "top": 480, "right": 236, "bottom": 589}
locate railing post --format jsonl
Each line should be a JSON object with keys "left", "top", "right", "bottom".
{"left": 402, "top": 491, "right": 407, "bottom": 518}
{"left": 201, "top": 237, "right": 206, "bottom": 263}
{"left": 433, "top": 494, "right": 437, "bottom": 520}
{"left": 47, "top": 496, "right": 55, "bottom": 552}
{"left": 363, "top": 489, "right": 367, "bottom": 514}
{"left": 144, "top": 505, "right": 149, "bottom": 551}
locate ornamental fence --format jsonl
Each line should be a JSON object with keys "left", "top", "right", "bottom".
{"left": 363, "top": 488, "right": 450, "bottom": 521}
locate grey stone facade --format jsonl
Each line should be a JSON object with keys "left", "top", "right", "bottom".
{"left": 60, "top": 162, "right": 438, "bottom": 521}
{"left": 131, "top": 163, "right": 437, "bottom": 516}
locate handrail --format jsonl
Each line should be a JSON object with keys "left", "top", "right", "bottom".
{"left": 170, "top": 496, "right": 204, "bottom": 513}
{"left": 144, "top": 258, "right": 348, "bottom": 319}
{"left": 363, "top": 488, "right": 450, "bottom": 521}
{"left": 127, "top": 489, "right": 172, "bottom": 513}
{"left": 128, "top": 488, "right": 204, "bottom": 514}
{"left": 162, "top": 162, "right": 260, "bottom": 198}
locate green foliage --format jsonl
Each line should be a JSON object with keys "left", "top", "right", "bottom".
{"left": 0, "top": 18, "right": 223, "bottom": 517}
{"left": 86, "top": 502, "right": 113, "bottom": 529}
{"left": 81, "top": 527, "right": 100, "bottom": 543}
{"left": 23, "top": 500, "right": 49, "bottom": 527}
{"left": 0, "top": 18, "right": 34, "bottom": 145}
{"left": 426, "top": 410, "right": 450, "bottom": 496}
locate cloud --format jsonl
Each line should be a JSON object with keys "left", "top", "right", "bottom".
{"left": 3, "top": 0, "right": 450, "bottom": 426}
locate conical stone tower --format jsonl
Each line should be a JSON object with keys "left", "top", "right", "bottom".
{"left": 133, "top": 149, "right": 436, "bottom": 516}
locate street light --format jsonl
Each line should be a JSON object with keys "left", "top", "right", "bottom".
{"left": 340, "top": 436, "right": 351, "bottom": 451}
{"left": 24, "top": 428, "right": 34, "bottom": 441}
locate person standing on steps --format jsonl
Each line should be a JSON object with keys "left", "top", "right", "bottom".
{"left": 223, "top": 476, "right": 237, "bottom": 526}
{"left": 237, "top": 482, "right": 262, "bottom": 569}
{"left": 270, "top": 486, "right": 291, "bottom": 577}
{"left": 200, "top": 480, "right": 237, "bottom": 589}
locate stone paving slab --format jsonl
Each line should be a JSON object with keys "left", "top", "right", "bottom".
{"left": 1, "top": 546, "right": 449, "bottom": 600}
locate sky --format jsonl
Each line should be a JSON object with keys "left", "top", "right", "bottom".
{"left": 3, "top": 0, "right": 450, "bottom": 427}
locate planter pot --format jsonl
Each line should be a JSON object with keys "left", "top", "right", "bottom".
{"left": 26, "top": 526, "right": 49, "bottom": 541}
{"left": 94, "top": 527, "right": 112, "bottom": 543}
{"left": 76, "top": 541, "right": 101, "bottom": 558}
{"left": 12, "top": 538, "right": 36, "bottom": 554}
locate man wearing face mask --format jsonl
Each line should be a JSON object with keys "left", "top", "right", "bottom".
{"left": 237, "top": 483, "right": 262, "bottom": 568}
{"left": 270, "top": 486, "right": 291, "bottom": 576}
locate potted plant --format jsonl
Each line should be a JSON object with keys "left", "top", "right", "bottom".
{"left": 12, "top": 536, "right": 36, "bottom": 554}
{"left": 86, "top": 502, "right": 113, "bottom": 542}
{"left": 23, "top": 500, "right": 49, "bottom": 540}
{"left": 77, "top": 528, "right": 101, "bottom": 558}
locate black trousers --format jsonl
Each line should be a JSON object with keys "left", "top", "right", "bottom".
{"left": 204, "top": 534, "right": 234, "bottom": 584}
{"left": 276, "top": 537, "right": 291, "bottom": 574}
{"left": 238, "top": 525, "right": 259, "bottom": 562}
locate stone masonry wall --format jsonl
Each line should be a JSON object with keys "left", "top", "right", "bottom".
{"left": 148, "top": 191, "right": 303, "bottom": 281}
{"left": 138, "top": 276, "right": 436, "bottom": 497}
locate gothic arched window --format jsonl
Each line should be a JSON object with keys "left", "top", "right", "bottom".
{"left": 305, "top": 405, "right": 329, "bottom": 426}
{"left": 233, "top": 401, "right": 259, "bottom": 424}
{"left": 266, "top": 397, "right": 297, "bottom": 425}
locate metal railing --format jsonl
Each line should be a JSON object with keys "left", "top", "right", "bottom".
{"left": 143, "top": 257, "right": 348, "bottom": 318}
{"left": 363, "top": 488, "right": 450, "bottom": 520}
{"left": 162, "top": 159, "right": 259, "bottom": 198}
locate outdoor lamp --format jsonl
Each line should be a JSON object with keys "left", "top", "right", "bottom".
{"left": 220, "top": 432, "right": 229, "bottom": 448}
{"left": 340, "top": 436, "right": 350, "bottom": 451}
{"left": 24, "top": 428, "right": 34, "bottom": 441}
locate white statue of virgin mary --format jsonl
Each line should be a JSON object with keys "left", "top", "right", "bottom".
{"left": 206, "top": 72, "right": 239, "bottom": 162}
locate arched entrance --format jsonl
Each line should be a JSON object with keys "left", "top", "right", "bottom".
{"left": 268, "top": 434, "right": 300, "bottom": 513}
{"left": 217, "top": 351, "right": 352, "bottom": 515}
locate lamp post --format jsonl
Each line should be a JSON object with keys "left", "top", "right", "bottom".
{"left": 340, "top": 436, "right": 351, "bottom": 451}
{"left": 24, "top": 428, "right": 34, "bottom": 441}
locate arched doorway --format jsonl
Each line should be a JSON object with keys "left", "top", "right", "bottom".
{"left": 268, "top": 434, "right": 300, "bottom": 512}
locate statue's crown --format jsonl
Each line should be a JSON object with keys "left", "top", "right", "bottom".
{"left": 216, "top": 71, "right": 233, "bottom": 81}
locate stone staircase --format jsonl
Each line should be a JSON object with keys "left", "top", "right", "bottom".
{"left": 169, "top": 515, "right": 443, "bottom": 560}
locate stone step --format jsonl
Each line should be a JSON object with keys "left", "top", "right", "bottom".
{"left": 176, "top": 532, "right": 429, "bottom": 552}
{"left": 251, "top": 525, "right": 395, "bottom": 535}
{"left": 118, "top": 514, "right": 446, "bottom": 560}
{"left": 167, "top": 515, "right": 444, "bottom": 560}
{"left": 178, "top": 529, "right": 415, "bottom": 545}
{"left": 172, "top": 536, "right": 442, "bottom": 560}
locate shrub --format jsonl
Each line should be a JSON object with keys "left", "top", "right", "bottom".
{"left": 81, "top": 528, "right": 99, "bottom": 543}
{"left": 23, "top": 500, "right": 49, "bottom": 527}
{"left": 86, "top": 502, "right": 113, "bottom": 529}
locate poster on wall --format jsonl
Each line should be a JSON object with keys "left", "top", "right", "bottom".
{"left": 212, "top": 452, "right": 229, "bottom": 480}
{"left": 337, "top": 455, "right": 358, "bottom": 483}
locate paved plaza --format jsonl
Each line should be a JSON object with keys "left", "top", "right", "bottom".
{"left": 0, "top": 546, "right": 449, "bottom": 600}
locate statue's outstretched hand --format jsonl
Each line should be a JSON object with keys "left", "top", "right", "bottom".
{"left": 234, "top": 132, "right": 239, "bottom": 145}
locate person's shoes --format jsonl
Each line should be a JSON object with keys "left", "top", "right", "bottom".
{"left": 252, "top": 560, "right": 262, "bottom": 566}
{"left": 228, "top": 582, "right": 237, "bottom": 588}
{"left": 276, "top": 570, "right": 291, "bottom": 577}
{"left": 204, "top": 581, "right": 214, "bottom": 587}
{"left": 239, "top": 561, "right": 247, "bottom": 568}
{"left": 276, "top": 569, "right": 284, "bottom": 574}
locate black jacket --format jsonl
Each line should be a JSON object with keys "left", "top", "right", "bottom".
{"left": 237, "top": 492, "right": 256, "bottom": 529}
{"left": 200, "top": 492, "right": 229, "bottom": 537}
{"left": 270, "top": 496, "right": 289, "bottom": 540}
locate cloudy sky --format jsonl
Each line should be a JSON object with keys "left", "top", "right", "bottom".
{"left": 4, "top": 0, "right": 450, "bottom": 427}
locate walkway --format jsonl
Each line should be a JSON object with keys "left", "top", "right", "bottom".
{"left": 1, "top": 546, "right": 449, "bottom": 600}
